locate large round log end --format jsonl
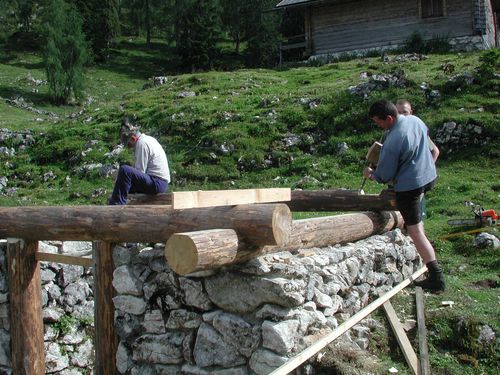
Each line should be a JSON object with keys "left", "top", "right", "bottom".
{"left": 165, "top": 234, "right": 199, "bottom": 275}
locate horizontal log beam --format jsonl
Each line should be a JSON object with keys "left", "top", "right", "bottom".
{"left": 0, "top": 204, "right": 291, "bottom": 246}
{"left": 282, "top": 189, "right": 397, "bottom": 211}
{"left": 166, "top": 211, "right": 403, "bottom": 275}
{"left": 128, "top": 189, "right": 397, "bottom": 211}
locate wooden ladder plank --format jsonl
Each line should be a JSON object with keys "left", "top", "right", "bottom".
{"left": 383, "top": 301, "right": 419, "bottom": 375}
{"left": 172, "top": 188, "right": 291, "bottom": 209}
{"left": 416, "top": 287, "right": 431, "bottom": 375}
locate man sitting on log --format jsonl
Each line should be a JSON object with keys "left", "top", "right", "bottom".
{"left": 108, "top": 117, "right": 171, "bottom": 205}
{"left": 363, "top": 100, "right": 445, "bottom": 293}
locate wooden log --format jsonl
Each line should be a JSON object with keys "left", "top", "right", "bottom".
{"left": 166, "top": 211, "right": 403, "bottom": 275}
{"left": 234, "top": 210, "right": 404, "bottom": 264}
{"left": 93, "top": 241, "right": 118, "bottom": 375}
{"left": 269, "top": 266, "right": 428, "bottom": 375}
{"left": 281, "top": 189, "right": 397, "bottom": 211}
{"left": 0, "top": 204, "right": 291, "bottom": 246}
{"left": 127, "top": 193, "right": 172, "bottom": 205}
{"left": 166, "top": 229, "right": 239, "bottom": 275}
{"left": 7, "top": 239, "right": 45, "bottom": 374}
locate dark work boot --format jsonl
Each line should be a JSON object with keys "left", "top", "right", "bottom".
{"left": 414, "top": 260, "right": 445, "bottom": 293}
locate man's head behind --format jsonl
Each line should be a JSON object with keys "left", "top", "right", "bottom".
{"left": 396, "top": 99, "right": 412, "bottom": 115}
{"left": 368, "top": 100, "right": 398, "bottom": 120}
{"left": 120, "top": 117, "right": 140, "bottom": 146}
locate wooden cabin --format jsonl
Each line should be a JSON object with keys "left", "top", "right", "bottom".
{"left": 276, "top": 0, "right": 499, "bottom": 58}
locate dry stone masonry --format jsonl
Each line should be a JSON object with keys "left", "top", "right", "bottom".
{"left": 0, "top": 230, "right": 422, "bottom": 374}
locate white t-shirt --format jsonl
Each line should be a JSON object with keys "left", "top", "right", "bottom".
{"left": 134, "top": 134, "right": 171, "bottom": 182}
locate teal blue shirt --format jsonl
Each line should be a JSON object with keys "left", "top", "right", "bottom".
{"left": 373, "top": 115, "right": 436, "bottom": 192}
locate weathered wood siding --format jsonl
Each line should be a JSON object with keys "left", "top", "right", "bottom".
{"left": 310, "top": 0, "right": 474, "bottom": 55}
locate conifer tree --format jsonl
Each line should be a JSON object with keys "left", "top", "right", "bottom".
{"left": 74, "top": 0, "right": 119, "bottom": 61}
{"left": 42, "top": 0, "right": 88, "bottom": 104}
{"left": 174, "top": 0, "right": 221, "bottom": 71}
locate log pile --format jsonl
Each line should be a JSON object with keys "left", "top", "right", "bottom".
{"left": 0, "top": 188, "right": 402, "bottom": 275}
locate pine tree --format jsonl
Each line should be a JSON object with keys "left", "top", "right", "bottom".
{"left": 220, "top": 0, "right": 253, "bottom": 54}
{"left": 174, "top": 0, "right": 221, "bottom": 72}
{"left": 42, "top": 0, "right": 88, "bottom": 104}
{"left": 245, "top": 0, "right": 281, "bottom": 68}
{"left": 74, "top": 0, "right": 119, "bottom": 61}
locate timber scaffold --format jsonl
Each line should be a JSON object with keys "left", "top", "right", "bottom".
{"left": 0, "top": 188, "right": 404, "bottom": 374}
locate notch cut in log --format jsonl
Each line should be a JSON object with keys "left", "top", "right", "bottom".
{"left": 166, "top": 210, "right": 403, "bottom": 275}
{"left": 0, "top": 203, "right": 291, "bottom": 246}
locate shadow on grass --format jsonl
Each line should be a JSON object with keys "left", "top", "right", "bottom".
{"left": 95, "top": 40, "right": 180, "bottom": 80}
{"left": 0, "top": 85, "right": 53, "bottom": 107}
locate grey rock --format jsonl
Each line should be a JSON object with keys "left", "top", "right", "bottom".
{"left": 132, "top": 333, "right": 185, "bottom": 364}
{"left": 262, "top": 319, "right": 300, "bottom": 354}
{"left": 205, "top": 274, "right": 305, "bottom": 314}
{"left": 194, "top": 323, "right": 245, "bottom": 367}
{"left": 179, "top": 277, "right": 213, "bottom": 311}
{"left": 113, "top": 295, "right": 147, "bottom": 315}
{"left": 249, "top": 349, "right": 288, "bottom": 375}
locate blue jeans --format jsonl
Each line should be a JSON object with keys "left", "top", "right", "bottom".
{"left": 108, "top": 165, "right": 169, "bottom": 205}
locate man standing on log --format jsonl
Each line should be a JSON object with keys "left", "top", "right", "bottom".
{"left": 108, "top": 117, "right": 171, "bottom": 205}
{"left": 363, "top": 100, "right": 445, "bottom": 293}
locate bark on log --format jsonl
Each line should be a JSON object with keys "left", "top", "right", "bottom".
{"left": 0, "top": 204, "right": 291, "bottom": 246}
{"left": 7, "top": 239, "right": 45, "bottom": 374}
{"left": 166, "top": 211, "right": 403, "bottom": 274}
{"left": 166, "top": 229, "right": 239, "bottom": 275}
{"left": 281, "top": 189, "right": 397, "bottom": 211}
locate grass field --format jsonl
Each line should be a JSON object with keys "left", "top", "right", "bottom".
{"left": 0, "top": 39, "right": 498, "bottom": 374}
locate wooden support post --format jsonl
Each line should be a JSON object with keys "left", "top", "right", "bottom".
{"left": 268, "top": 266, "right": 428, "bottom": 375}
{"left": 416, "top": 287, "right": 431, "bottom": 375}
{"left": 6, "top": 239, "right": 45, "bottom": 374}
{"left": 93, "top": 241, "right": 118, "bottom": 375}
{"left": 383, "top": 301, "right": 419, "bottom": 375}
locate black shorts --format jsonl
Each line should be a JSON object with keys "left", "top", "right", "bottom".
{"left": 396, "top": 180, "right": 435, "bottom": 226}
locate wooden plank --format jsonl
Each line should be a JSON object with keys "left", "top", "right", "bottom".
{"left": 35, "top": 252, "right": 93, "bottom": 267}
{"left": 7, "top": 239, "right": 45, "bottom": 374}
{"left": 127, "top": 193, "right": 172, "bottom": 205}
{"left": 383, "top": 301, "right": 419, "bottom": 375}
{"left": 269, "top": 266, "right": 428, "bottom": 375}
{"left": 172, "top": 188, "right": 291, "bottom": 209}
{"left": 416, "top": 287, "right": 431, "bottom": 375}
{"left": 93, "top": 241, "right": 118, "bottom": 375}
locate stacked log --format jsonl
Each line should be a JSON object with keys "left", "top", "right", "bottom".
{"left": 166, "top": 211, "right": 403, "bottom": 275}
{"left": 0, "top": 203, "right": 291, "bottom": 246}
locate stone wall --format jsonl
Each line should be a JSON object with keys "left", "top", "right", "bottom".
{"left": 0, "top": 230, "right": 423, "bottom": 374}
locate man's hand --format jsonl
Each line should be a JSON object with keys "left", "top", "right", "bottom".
{"left": 363, "top": 166, "right": 374, "bottom": 180}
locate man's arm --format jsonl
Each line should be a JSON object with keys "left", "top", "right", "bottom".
{"left": 134, "top": 142, "right": 149, "bottom": 173}
{"left": 428, "top": 137, "right": 439, "bottom": 163}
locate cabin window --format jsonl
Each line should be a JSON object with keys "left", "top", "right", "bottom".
{"left": 420, "top": 0, "right": 445, "bottom": 18}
